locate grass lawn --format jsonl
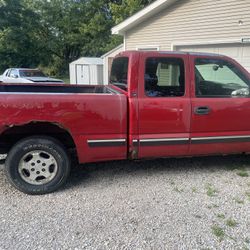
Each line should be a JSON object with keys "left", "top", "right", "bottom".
{"left": 54, "top": 76, "right": 70, "bottom": 84}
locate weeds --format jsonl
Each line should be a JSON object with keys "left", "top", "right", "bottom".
{"left": 236, "top": 169, "right": 249, "bottom": 177}
{"left": 233, "top": 198, "right": 244, "bottom": 204}
{"left": 206, "top": 184, "right": 219, "bottom": 197}
{"left": 211, "top": 225, "right": 225, "bottom": 241}
{"left": 226, "top": 218, "right": 238, "bottom": 227}
{"left": 217, "top": 214, "right": 225, "bottom": 219}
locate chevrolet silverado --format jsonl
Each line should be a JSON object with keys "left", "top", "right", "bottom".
{"left": 0, "top": 51, "right": 249, "bottom": 194}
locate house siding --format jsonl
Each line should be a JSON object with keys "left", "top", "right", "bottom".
{"left": 125, "top": 0, "right": 250, "bottom": 50}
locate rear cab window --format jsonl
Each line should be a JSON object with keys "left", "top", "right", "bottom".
{"left": 195, "top": 58, "right": 250, "bottom": 98}
{"left": 110, "top": 57, "right": 129, "bottom": 91}
{"left": 144, "top": 57, "right": 185, "bottom": 97}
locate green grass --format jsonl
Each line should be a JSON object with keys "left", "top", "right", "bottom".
{"left": 211, "top": 225, "right": 225, "bottom": 241}
{"left": 236, "top": 170, "right": 249, "bottom": 177}
{"left": 217, "top": 213, "right": 225, "bottom": 219}
{"left": 233, "top": 198, "right": 244, "bottom": 204}
{"left": 226, "top": 219, "right": 238, "bottom": 227}
{"left": 59, "top": 77, "right": 70, "bottom": 84}
{"left": 206, "top": 184, "right": 219, "bottom": 197}
{"left": 53, "top": 75, "right": 70, "bottom": 84}
{"left": 226, "top": 164, "right": 249, "bottom": 177}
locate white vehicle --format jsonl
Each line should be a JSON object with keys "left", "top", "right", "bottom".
{"left": 0, "top": 68, "right": 63, "bottom": 84}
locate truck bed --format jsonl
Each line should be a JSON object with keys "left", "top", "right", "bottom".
{"left": 0, "top": 84, "right": 115, "bottom": 94}
{"left": 0, "top": 83, "right": 128, "bottom": 163}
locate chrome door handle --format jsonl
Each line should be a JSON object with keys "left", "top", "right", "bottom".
{"left": 194, "top": 106, "right": 211, "bottom": 115}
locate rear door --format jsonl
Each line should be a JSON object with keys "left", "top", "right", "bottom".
{"left": 137, "top": 53, "right": 191, "bottom": 158}
{"left": 190, "top": 55, "right": 250, "bottom": 155}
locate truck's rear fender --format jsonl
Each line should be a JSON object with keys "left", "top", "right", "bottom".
{"left": 0, "top": 122, "right": 78, "bottom": 159}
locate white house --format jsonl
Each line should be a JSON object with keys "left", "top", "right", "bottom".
{"left": 109, "top": 0, "right": 250, "bottom": 72}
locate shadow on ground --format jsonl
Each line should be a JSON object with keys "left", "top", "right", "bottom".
{"left": 66, "top": 155, "right": 250, "bottom": 189}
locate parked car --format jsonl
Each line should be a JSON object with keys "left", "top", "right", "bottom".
{"left": 0, "top": 51, "right": 250, "bottom": 195}
{"left": 0, "top": 68, "right": 63, "bottom": 83}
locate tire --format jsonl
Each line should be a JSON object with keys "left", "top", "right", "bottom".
{"left": 5, "top": 136, "right": 71, "bottom": 195}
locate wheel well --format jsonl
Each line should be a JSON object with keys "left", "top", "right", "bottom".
{"left": 0, "top": 122, "right": 76, "bottom": 154}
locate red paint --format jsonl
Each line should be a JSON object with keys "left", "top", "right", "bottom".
{"left": 189, "top": 55, "right": 250, "bottom": 155}
{"left": 0, "top": 51, "right": 250, "bottom": 163}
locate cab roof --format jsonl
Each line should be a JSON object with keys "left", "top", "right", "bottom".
{"left": 119, "top": 50, "right": 225, "bottom": 58}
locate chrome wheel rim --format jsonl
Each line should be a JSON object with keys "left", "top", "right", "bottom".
{"left": 18, "top": 150, "right": 58, "bottom": 185}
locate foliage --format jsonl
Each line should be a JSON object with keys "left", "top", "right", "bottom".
{"left": 0, "top": 0, "right": 46, "bottom": 70}
{"left": 0, "top": 0, "right": 155, "bottom": 75}
{"left": 211, "top": 225, "right": 225, "bottom": 242}
{"left": 226, "top": 219, "right": 238, "bottom": 227}
{"left": 110, "top": 0, "right": 154, "bottom": 24}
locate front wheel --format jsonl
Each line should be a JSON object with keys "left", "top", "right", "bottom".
{"left": 5, "top": 136, "right": 71, "bottom": 195}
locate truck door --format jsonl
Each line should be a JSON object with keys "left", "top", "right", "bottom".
{"left": 190, "top": 55, "right": 250, "bottom": 155}
{"left": 137, "top": 53, "right": 191, "bottom": 158}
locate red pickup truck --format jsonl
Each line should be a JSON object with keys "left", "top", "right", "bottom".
{"left": 1, "top": 51, "right": 250, "bottom": 195}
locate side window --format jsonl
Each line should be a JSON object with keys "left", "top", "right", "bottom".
{"left": 145, "top": 57, "right": 185, "bottom": 97}
{"left": 195, "top": 58, "right": 250, "bottom": 97}
{"left": 9, "top": 69, "right": 18, "bottom": 78}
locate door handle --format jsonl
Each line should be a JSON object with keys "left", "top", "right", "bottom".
{"left": 194, "top": 106, "right": 211, "bottom": 115}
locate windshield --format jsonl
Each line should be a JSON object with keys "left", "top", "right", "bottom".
{"left": 110, "top": 57, "right": 129, "bottom": 90}
{"left": 19, "top": 70, "right": 46, "bottom": 77}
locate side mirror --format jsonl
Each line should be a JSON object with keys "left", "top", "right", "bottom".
{"left": 231, "top": 88, "right": 249, "bottom": 97}
{"left": 14, "top": 74, "right": 18, "bottom": 78}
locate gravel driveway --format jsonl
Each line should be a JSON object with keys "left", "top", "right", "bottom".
{"left": 0, "top": 155, "right": 249, "bottom": 249}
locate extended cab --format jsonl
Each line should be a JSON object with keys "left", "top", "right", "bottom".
{"left": 0, "top": 51, "right": 249, "bottom": 194}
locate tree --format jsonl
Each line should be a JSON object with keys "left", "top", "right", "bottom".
{"left": 0, "top": 0, "right": 47, "bottom": 71}
{"left": 110, "top": 0, "right": 155, "bottom": 24}
{"left": 0, "top": 0, "right": 156, "bottom": 75}
{"left": 24, "top": 0, "right": 117, "bottom": 75}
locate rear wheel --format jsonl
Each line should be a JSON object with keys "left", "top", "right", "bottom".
{"left": 5, "top": 136, "right": 70, "bottom": 195}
